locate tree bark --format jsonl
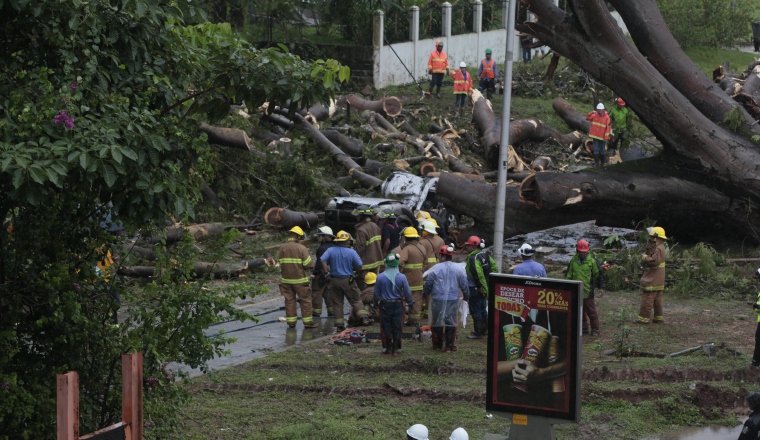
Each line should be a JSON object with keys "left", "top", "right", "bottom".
{"left": 321, "top": 130, "right": 364, "bottom": 157}
{"left": 121, "top": 243, "right": 157, "bottom": 261}
{"left": 199, "top": 123, "right": 252, "bottom": 151}
{"left": 201, "top": 183, "right": 224, "bottom": 209}
{"left": 292, "top": 113, "right": 362, "bottom": 172}
{"left": 552, "top": 98, "right": 591, "bottom": 133}
{"left": 265, "top": 207, "right": 319, "bottom": 230}
{"left": 349, "top": 169, "right": 383, "bottom": 189}
{"left": 336, "top": 95, "right": 402, "bottom": 118}
{"left": 118, "top": 262, "right": 250, "bottom": 279}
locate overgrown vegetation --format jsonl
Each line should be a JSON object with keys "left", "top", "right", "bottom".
{"left": 656, "top": 0, "right": 758, "bottom": 49}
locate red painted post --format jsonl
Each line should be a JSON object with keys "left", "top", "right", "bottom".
{"left": 56, "top": 371, "right": 79, "bottom": 440}
{"left": 122, "top": 352, "right": 143, "bottom": 440}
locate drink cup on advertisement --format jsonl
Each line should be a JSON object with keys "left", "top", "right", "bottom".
{"left": 548, "top": 335, "right": 566, "bottom": 393}
{"left": 503, "top": 324, "right": 523, "bottom": 361}
{"left": 513, "top": 324, "right": 550, "bottom": 392}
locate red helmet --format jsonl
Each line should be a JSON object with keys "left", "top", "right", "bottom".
{"left": 438, "top": 244, "right": 455, "bottom": 257}
{"left": 466, "top": 236, "right": 485, "bottom": 248}
{"left": 576, "top": 239, "right": 590, "bottom": 252}
{"left": 616, "top": 98, "right": 625, "bottom": 106}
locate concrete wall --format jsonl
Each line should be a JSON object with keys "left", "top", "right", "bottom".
{"left": 373, "top": 2, "right": 630, "bottom": 89}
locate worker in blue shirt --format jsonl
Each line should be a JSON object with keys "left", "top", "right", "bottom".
{"left": 321, "top": 230, "right": 369, "bottom": 331}
{"left": 423, "top": 244, "right": 469, "bottom": 352}
{"left": 374, "top": 253, "right": 414, "bottom": 356}
{"left": 513, "top": 243, "right": 547, "bottom": 277}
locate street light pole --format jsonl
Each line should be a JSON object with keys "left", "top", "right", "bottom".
{"left": 492, "top": 0, "right": 518, "bottom": 272}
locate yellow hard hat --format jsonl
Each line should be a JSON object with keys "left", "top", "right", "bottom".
{"left": 289, "top": 226, "right": 305, "bottom": 237}
{"left": 648, "top": 226, "right": 667, "bottom": 239}
{"left": 416, "top": 211, "right": 432, "bottom": 220}
{"left": 334, "top": 230, "right": 351, "bottom": 242}
{"left": 364, "top": 272, "right": 377, "bottom": 285}
{"left": 403, "top": 227, "right": 420, "bottom": 239}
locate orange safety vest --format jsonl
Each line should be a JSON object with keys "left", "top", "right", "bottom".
{"left": 480, "top": 58, "right": 495, "bottom": 79}
{"left": 427, "top": 49, "right": 449, "bottom": 73}
{"left": 586, "top": 111, "right": 611, "bottom": 141}
{"left": 451, "top": 69, "right": 472, "bottom": 94}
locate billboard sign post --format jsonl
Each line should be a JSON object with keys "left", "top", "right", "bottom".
{"left": 486, "top": 274, "right": 584, "bottom": 439}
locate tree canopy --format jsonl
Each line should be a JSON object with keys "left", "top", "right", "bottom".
{"left": 0, "top": 0, "right": 348, "bottom": 437}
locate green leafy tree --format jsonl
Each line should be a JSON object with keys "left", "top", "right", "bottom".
{"left": 0, "top": 0, "right": 348, "bottom": 437}
{"left": 656, "top": 0, "right": 757, "bottom": 48}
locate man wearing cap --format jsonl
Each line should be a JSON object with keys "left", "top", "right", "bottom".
{"left": 608, "top": 98, "right": 633, "bottom": 160}
{"left": 477, "top": 48, "right": 499, "bottom": 100}
{"left": 424, "top": 244, "right": 469, "bottom": 352}
{"left": 739, "top": 392, "right": 760, "bottom": 440}
{"left": 636, "top": 227, "right": 667, "bottom": 325}
{"left": 310, "top": 226, "right": 335, "bottom": 317}
{"left": 354, "top": 205, "right": 384, "bottom": 289}
{"left": 566, "top": 239, "right": 604, "bottom": 336}
{"left": 379, "top": 209, "right": 400, "bottom": 256}
{"left": 278, "top": 226, "right": 317, "bottom": 328}
{"left": 586, "top": 103, "right": 612, "bottom": 168}
{"left": 451, "top": 61, "right": 472, "bottom": 117}
{"left": 399, "top": 227, "right": 433, "bottom": 326}
{"left": 464, "top": 236, "right": 496, "bottom": 339}
{"left": 513, "top": 243, "right": 546, "bottom": 277}
{"left": 427, "top": 40, "right": 450, "bottom": 98}
{"left": 321, "top": 230, "right": 369, "bottom": 331}
{"left": 374, "top": 254, "right": 414, "bottom": 356}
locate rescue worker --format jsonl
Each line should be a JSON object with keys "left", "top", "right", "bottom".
{"left": 513, "top": 243, "right": 546, "bottom": 277}
{"left": 449, "top": 427, "right": 469, "bottom": 440}
{"left": 636, "top": 227, "right": 667, "bottom": 324}
{"left": 419, "top": 220, "right": 444, "bottom": 270}
{"left": 320, "top": 230, "right": 369, "bottom": 331}
{"left": 374, "top": 253, "right": 414, "bottom": 356}
{"left": 379, "top": 208, "right": 400, "bottom": 256}
{"left": 608, "top": 97, "right": 633, "bottom": 158}
{"left": 477, "top": 48, "right": 499, "bottom": 100}
{"left": 359, "top": 272, "right": 380, "bottom": 323}
{"left": 278, "top": 226, "right": 317, "bottom": 328}
{"left": 421, "top": 200, "right": 448, "bottom": 241}
{"left": 586, "top": 103, "right": 611, "bottom": 168}
{"left": 353, "top": 205, "right": 384, "bottom": 289}
{"left": 406, "top": 424, "right": 429, "bottom": 440}
{"left": 752, "top": 269, "right": 760, "bottom": 368}
{"left": 464, "top": 236, "right": 496, "bottom": 339}
{"left": 739, "top": 392, "right": 760, "bottom": 440}
{"left": 399, "top": 227, "right": 432, "bottom": 326}
{"left": 310, "top": 226, "right": 335, "bottom": 317}
{"left": 427, "top": 40, "right": 450, "bottom": 98}
{"left": 566, "top": 239, "right": 604, "bottom": 336}
{"left": 451, "top": 61, "right": 472, "bottom": 117}
{"left": 423, "top": 244, "right": 469, "bottom": 352}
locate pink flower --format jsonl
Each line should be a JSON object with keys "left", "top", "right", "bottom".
{"left": 54, "top": 110, "right": 74, "bottom": 129}
{"left": 69, "top": 81, "right": 79, "bottom": 90}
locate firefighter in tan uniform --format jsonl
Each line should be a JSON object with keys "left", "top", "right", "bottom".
{"left": 278, "top": 226, "right": 317, "bottom": 328}
{"left": 635, "top": 227, "right": 667, "bottom": 324}
{"left": 353, "top": 205, "right": 384, "bottom": 289}
{"left": 419, "top": 220, "right": 444, "bottom": 319}
{"left": 399, "top": 227, "right": 433, "bottom": 326}
{"left": 359, "top": 272, "right": 380, "bottom": 322}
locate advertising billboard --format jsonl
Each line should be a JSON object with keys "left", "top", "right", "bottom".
{"left": 486, "top": 274, "right": 583, "bottom": 422}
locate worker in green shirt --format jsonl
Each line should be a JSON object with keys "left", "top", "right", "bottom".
{"left": 608, "top": 98, "right": 633, "bottom": 161}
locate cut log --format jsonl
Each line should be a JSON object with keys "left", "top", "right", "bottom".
{"left": 398, "top": 120, "right": 420, "bottom": 137}
{"left": 349, "top": 169, "right": 383, "bottom": 189}
{"left": 262, "top": 112, "right": 294, "bottom": 130}
{"left": 141, "top": 223, "right": 225, "bottom": 245}
{"left": 419, "top": 162, "right": 437, "bottom": 175}
{"left": 321, "top": 130, "right": 364, "bottom": 157}
{"left": 374, "top": 113, "right": 399, "bottom": 133}
{"left": 551, "top": 98, "right": 591, "bottom": 133}
{"left": 244, "top": 254, "right": 277, "bottom": 269}
{"left": 423, "top": 134, "right": 454, "bottom": 158}
{"left": 336, "top": 95, "right": 402, "bottom": 118}
{"left": 447, "top": 155, "right": 478, "bottom": 174}
{"left": 742, "top": 65, "right": 760, "bottom": 97}
{"left": 358, "top": 158, "right": 389, "bottom": 176}
{"left": 265, "top": 207, "right": 319, "bottom": 231}
{"left": 201, "top": 183, "right": 224, "bottom": 209}
{"left": 199, "top": 123, "right": 252, "bottom": 151}
{"left": 292, "top": 113, "right": 363, "bottom": 172}
{"left": 403, "top": 156, "right": 444, "bottom": 166}
{"left": 118, "top": 262, "right": 249, "bottom": 279}
{"left": 481, "top": 170, "right": 533, "bottom": 182}
{"left": 121, "top": 243, "right": 157, "bottom": 261}
{"left": 530, "top": 156, "right": 553, "bottom": 171}
{"left": 304, "top": 100, "right": 336, "bottom": 123}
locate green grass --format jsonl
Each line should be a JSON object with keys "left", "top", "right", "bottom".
{"left": 683, "top": 46, "right": 758, "bottom": 76}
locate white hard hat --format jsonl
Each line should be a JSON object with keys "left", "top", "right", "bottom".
{"left": 459, "top": 62, "right": 466, "bottom": 68}
{"left": 518, "top": 243, "right": 535, "bottom": 257}
{"left": 407, "top": 424, "right": 429, "bottom": 440}
{"left": 315, "top": 226, "right": 334, "bottom": 237}
{"left": 449, "top": 427, "right": 469, "bottom": 440}
{"left": 419, "top": 220, "right": 437, "bottom": 235}
{"left": 596, "top": 103, "right": 605, "bottom": 110}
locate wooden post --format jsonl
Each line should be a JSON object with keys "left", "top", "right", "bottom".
{"left": 57, "top": 372, "right": 79, "bottom": 440}
{"left": 122, "top": 352, "right": 143, "bottom": 440}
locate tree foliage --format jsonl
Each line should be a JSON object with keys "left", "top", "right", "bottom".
{"left": 656, "top": 0, "right": 757, "bottom": 48}
{"left": 0, "top": 0, "right": 348, "bottom": 437}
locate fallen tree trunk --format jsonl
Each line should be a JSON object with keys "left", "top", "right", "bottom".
{"left": 336, "top": 95, "right": 402, "bottom": 118}
{"left": 201, "top": 183, "right": 224, "bottom": 209}
{"left": 349, "top": 169, "right": 383, "bottom": 189}
{"left": 265, "top": 207, "right": 319, "bottom": 230}
{"left": 142, "top": 223, "right": 226, "bottom": 245}
{"left": 121, "top": 243, "right": 157, "bottom": 261}
{"left": 292, "top": 113, "right": 362, "bottom": 172}
{"left": 321, "top": 130, "right": 364, "bottom": 157}
{"left": 436, "top": 164, "right": 746, "bottom": 242}
{"left": 447, "top": 155, "right": 478, "bottom": 174}
{"left": 199, "top": 123, "right": 253, "bottom": 151}
{"left": 118, "top": 261, "right": 251, "bottom": 279}
{"left": 552, "top": 98, "right": 591, "bottom": 133}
